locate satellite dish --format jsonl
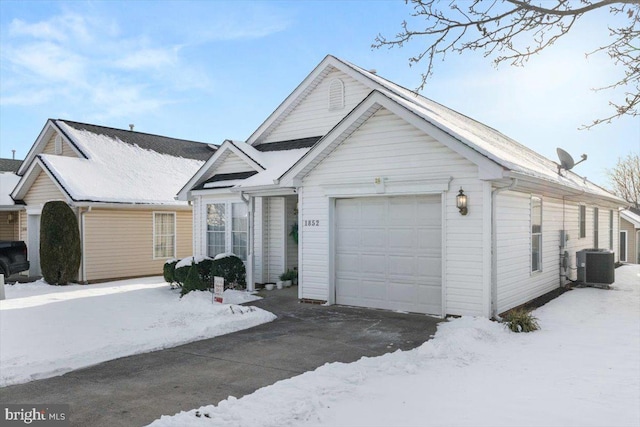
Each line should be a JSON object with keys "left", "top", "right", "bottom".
{"left": 557, "top": 148, "right": 575, "bottom": 170}
{"left": 556, "top": 148, "right": 588, "bottom": 175}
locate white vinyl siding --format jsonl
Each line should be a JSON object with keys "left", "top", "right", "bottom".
{"left": 215, "top": 151, "right": 256, "bottom": 175}
{"left": 495, "top": 192, "right": 620, "bottom": 313}
{"left": 300, "top": 107, "right": 485, "bottom": 316}
{"left": 153, "top": 212, "right": 176, "bottom": 259}
{"left": 262, "top": 68, "right": 370, "bottom": 144}
{"left": 609, "top": 210, "right": 614, "bottom": 250}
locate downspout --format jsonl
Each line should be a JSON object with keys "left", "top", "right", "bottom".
{"left": 80, "top": 206, "right": 92, "bottom": 283}
{"left": 239, "top": 191, "right": 254, "bottom": 291}
{"left": 491, "top": 178, "right": 517, "bottom": 319}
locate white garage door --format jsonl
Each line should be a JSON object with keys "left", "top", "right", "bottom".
{"left": 335, "top": 196, "right": 442, "bottom": 315}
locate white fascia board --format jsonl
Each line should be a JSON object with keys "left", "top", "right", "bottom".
{"left": 176, "top": 140, "right": 262, "bottom": 200}
{"left": 503, "top": 170, "right": 625, "bottom": 206}
{"left": 621, "top": 210, "right": 640, "bottom": 228}
{"left": 12, "top": 157, "right": 74, "bottom": 203}
{"left": 190, "top": 187, "right": 238, "bottom": 197}
{"left": 18, "top": 120, "right": 87, "bottom": 176}
{"left": 247, "top": 55, "right": 338, "bottom": 145}
{"left": 17, "top": 120, "right": 56, "bottom": 176}
{"left": 72, "top": 202, "right": 191, "bottom": 210}
{"left": 280, "top": 90, "right": 504, "bottom": 187}
{"left": 229, "top": 184, "right": 296, "bottom": 197}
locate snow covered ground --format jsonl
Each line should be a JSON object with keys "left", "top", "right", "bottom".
{"left": 0, "top": 276, "right": 275, "bottom": 387}
{"left": 150, "top": 265, "right": 640, "bottom": 427}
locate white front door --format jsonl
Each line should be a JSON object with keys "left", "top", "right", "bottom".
{"left": 335, "top": 195, "right": 442, "bottom": 315}
{"left": 27, "top": 214, "right": 41, "bottom": 276}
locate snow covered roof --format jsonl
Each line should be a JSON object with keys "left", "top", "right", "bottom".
{"left": 334, "top": 57, "right": 620, "bottom": 201}
{"left": 0, "top": 172, "right": 20, "bottom": 207}
{"left": 621, "top": 209, "right": 640, "bottom": 228}
{"left": 13, "top": 120, "right": 210, "bottom": 206}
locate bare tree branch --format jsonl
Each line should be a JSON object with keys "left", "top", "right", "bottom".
{"left": 373, "top": 0, "right": 640, "bottom": 128}
{"left": 608, "top": 153, "right": 640, "bottom": 207}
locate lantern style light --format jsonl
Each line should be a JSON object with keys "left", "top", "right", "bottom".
{"left": 456, "top": 188, "right": 468, "bottom": 216}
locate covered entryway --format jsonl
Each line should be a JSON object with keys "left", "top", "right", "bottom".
{"left": 335, "top": 195, "right": 442, "bottom": 315}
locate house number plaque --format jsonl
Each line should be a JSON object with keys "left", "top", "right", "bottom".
{"left": 304, "top": 220, "right": 320, "bottom": 227}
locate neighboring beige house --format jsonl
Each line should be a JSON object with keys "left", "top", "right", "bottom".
{"left": 620, "top": 208, "right": 640, "bottom": 264}
{"left": 179, "top": 55, "right": 625, "bottom": 318}
{"left": 11, "top": 120, "right": 215, "bottom": 282}
{"left": 0, "top": 158, "right": 23, "bottom": 241}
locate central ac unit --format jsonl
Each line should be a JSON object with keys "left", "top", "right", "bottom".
{"left": 576, "top": 249, "right": 615, "bottom": 285}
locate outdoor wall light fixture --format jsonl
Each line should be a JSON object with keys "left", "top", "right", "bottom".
{"left": 456, "top": 187, "right": 468, "bottom": 216}
{"left": 7, "top": 213, "right": 14, "bottom": 223}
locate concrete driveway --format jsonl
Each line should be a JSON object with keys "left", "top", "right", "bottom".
{"left": 0, "top": 286, "right": 440, "bottom": 427}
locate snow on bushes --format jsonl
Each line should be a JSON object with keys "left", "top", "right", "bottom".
{"left": 168, "top": 255, "right": 246, "bottom": 296}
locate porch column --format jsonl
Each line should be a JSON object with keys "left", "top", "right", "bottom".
{"left": 247, "top": 195, "right": 255, "bottom": 291}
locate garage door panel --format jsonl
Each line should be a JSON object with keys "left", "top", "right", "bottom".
{"left": 417, "top": 256, "right": 442, "bottom": 277}
{"left": 388, "top": 255, "right": 417, "bottom": 276}
{"left": 388, "top": 228, "right": 416, "bottom": 249}
{"left": 336, "top": 253, "right": 360, "bottom": 273}
{"left": 336, "top": 196, "right": 442, "bottom": 315}
{"left": 361, "top": 228, "right": 386, "bottom": 249}
{"left": 361, "top": 254, "right": 386, "bottom": 274}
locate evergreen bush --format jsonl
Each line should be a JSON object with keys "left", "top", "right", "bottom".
{"left": 40, "top": 201, "right": 82, "bottom": 285}
{"left": 211, "top": 255, "right": 246, "bottom": 290}
{"left": 180, "top": 263, "right": 208, "bottom": 296}
{"left": 163, "top": 259, "right": 178, "bottom": 285}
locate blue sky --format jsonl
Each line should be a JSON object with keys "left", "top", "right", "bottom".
{"left": 1, "top": 1, "right": 638, "bottom": 187}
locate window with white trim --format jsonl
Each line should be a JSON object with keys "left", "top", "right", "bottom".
{"left": 207, "top": 204, "right": 226, "bottom": 257}
{"left": 593, "top": 207, "right": 599, "bottom": 248}
{"left": 153, "top": 212, "right": 176, "bottom": 258}
{"left": 531, "top": 196, "right": 542, "bottom": 272}
{"left": 579, "top": 205, "right": 586, "bottom": 238}
{"left": 206, "top": 202, "right": 248, "bottom": 261}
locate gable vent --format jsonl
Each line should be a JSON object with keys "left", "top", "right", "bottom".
{"left": 328, "top": 78, "right": 345, "bottom": 111}
{"left": 54, "top": 135, "right": 63, "bottom": 155}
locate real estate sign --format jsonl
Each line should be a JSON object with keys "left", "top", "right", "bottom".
{"left": 213, "top": 276, "right": 224, "bottom": 303}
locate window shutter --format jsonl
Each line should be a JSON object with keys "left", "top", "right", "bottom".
{"left": 328, "top": 79, "right": 345, "bottom": 111}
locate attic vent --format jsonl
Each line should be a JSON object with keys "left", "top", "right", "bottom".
{"left": 328, "top": 78, "right": 345, "bottom": 111}
{"left": 54, "top": 135, "right": 62, "bottom": 155}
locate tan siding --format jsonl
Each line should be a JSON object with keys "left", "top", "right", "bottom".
{"left": 0, "top": 212, "right": 20, "bottom": 240}
{"left": 83, "top": 209, "right": 192, "bottom": 282}
{"left": 263, "top": 69, "right": 371, "bottom": 143}
{"left": 41, "top": 132, "right": 79, "bottom": 157}
{"left": 23, "top": 171, "right": 66, "bottom": 206}
{"left": 19, "top": 210, "right": 27, "bottom": 241}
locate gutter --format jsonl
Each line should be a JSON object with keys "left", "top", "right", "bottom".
{"left": 491, "top": 178, "right": 518, "bottom": 319}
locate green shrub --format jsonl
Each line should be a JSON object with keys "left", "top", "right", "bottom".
{"left": 163, "top": 259, "right": 178, "bottom": 284}
{"left": 211, "top": 255, "right": 246, "bottom": 290}
{"left": 40, "top": 201, "right": 82, "bottom": 285}
{"left": 180, "top": 263, "right": 207, "bottom": 297}
{"left": 503, "top": 308, "right": 540, "bottom": 333}
{"left": 174, "top": 264, "right": 189, "bottom": 286}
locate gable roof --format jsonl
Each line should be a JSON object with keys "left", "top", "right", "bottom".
{"left": 0, "top": 158, "right": 22, "bottom": 173}
{"left": 621, "top": 209, "right": 640, "bottom": 228}
{"left": 252, "top": 55, "right": 620, "bottom": 203}
{"left": 12, "top": 120, "right": 211, "bottom": 206}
